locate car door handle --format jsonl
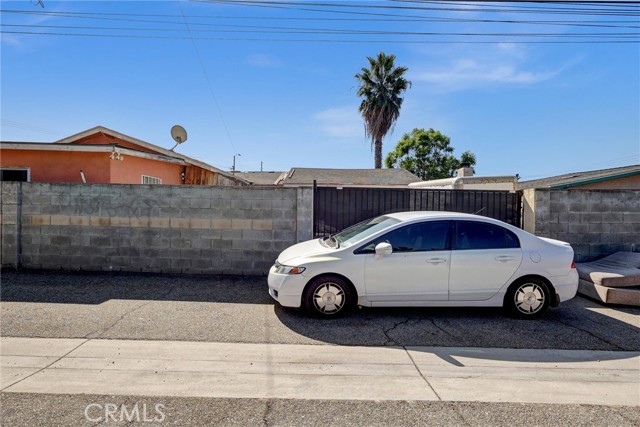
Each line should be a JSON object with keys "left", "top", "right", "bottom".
{"left": 495, "top": 256, "right": 516, "bottom": 262}
{"left": 426, "top": 258, "right": 447, "bottom": 264}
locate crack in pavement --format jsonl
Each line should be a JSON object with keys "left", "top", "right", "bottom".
{"left": 262, "top": 399, "right": 273, "bottom": 427}
{"left": 382, "top": 317, "right": 415, "bottom": 346}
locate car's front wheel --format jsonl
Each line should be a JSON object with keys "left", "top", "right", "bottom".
{"left": 505, "top": 278, "right": 551, "bottom": 319}
{"left": 303, "top": 275, "right": 354, "bottom": 318}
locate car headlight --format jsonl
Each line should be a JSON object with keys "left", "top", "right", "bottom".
{"left": 274, "top": 261, "right": 306, "bottom": 275}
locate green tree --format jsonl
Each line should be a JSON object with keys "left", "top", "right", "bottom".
{"left": 384, "top": 128, "right": 477, "bottom": 180}
{"left": 355, "top": 52, "right": 411, "bottom": 169}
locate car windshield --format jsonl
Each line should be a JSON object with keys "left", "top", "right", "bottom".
{"left": 329, "top": 216, "right": 401, "bottom": 247}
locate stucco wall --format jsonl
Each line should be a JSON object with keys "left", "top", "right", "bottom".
{"left": 523, "top": 189, "right": 640, "bottom": 262}
{"left": 1, "top": 182, "right": 313, "bottom": 275}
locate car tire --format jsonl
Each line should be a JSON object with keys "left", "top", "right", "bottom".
{"left": 303, "top": 275, "right": 354, "bottom": 318}
{"left": 504, "top": 278, "right": 551, "bottom": 319}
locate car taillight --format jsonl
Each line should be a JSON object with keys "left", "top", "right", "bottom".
{"left": 571, "top": 260, "right": 576, "bottom": 269}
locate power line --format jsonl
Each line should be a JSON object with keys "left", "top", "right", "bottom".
{"left": 4, "top": 23, "right": 638, "bottom": 38}
{"left": 3, "top": 30, "right": 637, "bottom": 43}
{"left": 177, "top": 1, "right": 237, "bottom": 155}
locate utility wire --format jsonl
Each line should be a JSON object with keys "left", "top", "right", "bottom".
{"left": 3, "top": 30, "right": 637, "bottom": 43}
{"left": 4, "top": 23, "right": 638, "bottom": 38}
{"left": 177, "top": 0, "right": 237, "bottom": 155}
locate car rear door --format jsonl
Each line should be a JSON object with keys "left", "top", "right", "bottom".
{"left": 448, "top": 220, "right": 523, "bottom": 301}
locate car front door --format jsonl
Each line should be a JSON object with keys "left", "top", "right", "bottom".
{"left": 448, "top": 220, "right": 523, "bottom": 301}
{"left": 360, "top": 220, "right": 451, "bottom": 302}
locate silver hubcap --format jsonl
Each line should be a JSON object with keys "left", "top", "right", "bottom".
{"left": 313, "top": 282, "right": 345, "bottom": 314}
{"left": 514, "top": 283, "right": 545, "bottom": 314}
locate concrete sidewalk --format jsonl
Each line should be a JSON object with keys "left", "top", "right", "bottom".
{"left": 1, "top": 337, "right": 638, "bottom": 406}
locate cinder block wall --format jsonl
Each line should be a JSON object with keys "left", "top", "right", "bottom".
{"left": 523, "top": 189, "right": 640, "bottom": 262}
{"left": 0, "top": 182, "right": 313, "bottom": 275}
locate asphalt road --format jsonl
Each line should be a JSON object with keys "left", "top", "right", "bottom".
{"left": 1, "top": 270, "right": 638, "bottom": 350}
{"left": 2, "top": 393, "right": 640, "bottom": 427}
{"left": 2, "top": 270, "right": 639, "bottom": 427}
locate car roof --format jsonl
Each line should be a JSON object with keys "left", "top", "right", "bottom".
{"left": 384, "top": 211, "right": 497, "bottom": 222}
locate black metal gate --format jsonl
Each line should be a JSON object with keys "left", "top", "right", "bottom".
{"left": 313, "top": 185, "right": 522, "bottom": 237}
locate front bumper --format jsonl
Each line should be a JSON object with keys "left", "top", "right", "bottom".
{"left": 267, "top": 265, "right": 306, "bottom": 308}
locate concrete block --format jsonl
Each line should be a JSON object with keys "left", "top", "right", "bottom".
{"left": 253, "top": 240, "right": 273, "bottom": 251}
{"left": 623, "top": 212, "right": 640, "bottom": 223}
{"left": 189, "top": 218, "right": 211, "bottom": 229}
{"left": 252, "top": 220, "right": 273, "bottom": 230}
{"left": 190, "top": 239, "right": 212, "bottom": 250}
{"left": 21, "top": 225, "right": 40, "bottom": 236}
{"left": 191, "top": 259, "right": 212, "bottom": 269}
{"left": 149, "top": 218, "right": 170, "bottom": 228}
{"left": 90, "top": 216, "right": 110, "bottom": 227}
{"left": 231, "top": 219, "right": 252, "bottom": 230}
{"left": 252, "top": 200, "right": 272, "bottom": 211}
{"left": 232, "top": 239, "right": 253, "bottom": 250}
{"left": 568, "top": 223, "right": 589, "bottom": 234}
{"left": 110, "top": 217, "right": 130, "bottom": 227}
{"left": 211, "top": 219, "right": 232, "bottom": 230}
{"left": 50, "top": 236, "right": 72, "bottom": 246}
{"left": 581, "top": 213, "right": 602, "bottom": 223}
{"left": 160, "top": 207, "right": 181, "bottom": 218}
{"left": 238, "top": 229, "right": 269, "bottom": 241}
{"left": 30, "top": 216, "right": 51, "bottom": 226}
{"left": 160, "top": 229, "right": 181, "bottom": 239}
{"left": 230, "top": 199, "right": 252, "bottom": 210}
{"left": 211, "top": 239, "right": 233, "bottom": 249}
{"left": 130, "top": 217, "right": 151, "bottom": 228}
{"left": 189, "top": 198, "right": 211, "bottom": 209}
{"left": 69, "top": 216, "right": 90, "bottom": 226}
{"left": 171, "top": 238, "right": 191, "bottom": 249}
{"left": 604, "top": 212, "right": 623, "bottom": 223}
{"left": 40, "top": 205, "right": 63, "bottom": 215}
{"left": 170, "top": 218, "right": 190, "bottom": 229}
{"left": 273, "top": 219, "right": 295, "bottom": 231}
{"left": 171, "top": 258, "right": 191, "bottom": 269}
{"left": 90, "top": 237, "right": 111, "bottom": 247}
{"left": 21, "top": 204, "right": 41, "bottom": 215}
{"left": 39, "top": 254, "right": 70, "bottom": 267}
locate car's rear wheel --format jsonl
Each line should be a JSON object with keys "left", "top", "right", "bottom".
{"left": 303, "top": 276, "right": 354, "bottom": 318}
{"left": 505, "top": 278, "right": 551, "bottom": 319}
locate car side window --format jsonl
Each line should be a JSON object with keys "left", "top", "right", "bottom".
{"left": 454, "top": 221, "right": 520, "bottom": 250}
{"left": 358, "top": 221, "right": 450, "bottom": 253}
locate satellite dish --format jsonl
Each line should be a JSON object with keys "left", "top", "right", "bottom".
{"left": 170, "top": 125, "right": 187, "bottom": 151}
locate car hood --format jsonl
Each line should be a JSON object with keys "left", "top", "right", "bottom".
{"left": 277, "top": 238, "right": 335, "bottom": 264}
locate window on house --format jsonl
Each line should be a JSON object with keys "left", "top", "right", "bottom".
{"left": 141, "top": 175, "right": 162, "bottom": 184}
{"left": 0, "top": 168, "right": 30, "bottom": 182}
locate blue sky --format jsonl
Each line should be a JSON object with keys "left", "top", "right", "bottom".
{"left": 2, "top": 1, "right": 639, "bottom": 180}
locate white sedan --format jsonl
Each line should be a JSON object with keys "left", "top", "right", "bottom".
{"left": 268, "top": 212, "right": 578, "bottom": 319}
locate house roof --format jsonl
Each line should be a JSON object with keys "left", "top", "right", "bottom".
{"left": 518, "top": 164, "right": 640, "bottom": 190}
{"left": 0, "top": 141, "right": 187, "bottom": 165}
{"left": 3, "top": 126, "right": 249, "bottom": 184}
{"left": 277, "top": 167, "right": 421, "bottom": 187}
{"left": 235, "top": 171, "right": 287, "bottom": 185}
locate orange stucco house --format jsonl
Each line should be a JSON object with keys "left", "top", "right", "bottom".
{"left": 0, "top": 126, "right": 248, "bottom": 186}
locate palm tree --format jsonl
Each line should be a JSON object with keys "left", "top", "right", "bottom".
{"left": 355, "top": 52, "right": 411, "bottom": 169}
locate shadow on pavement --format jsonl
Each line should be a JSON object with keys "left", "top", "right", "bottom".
{"left": 0, "top": 269, "right": 271, "bottom": 305}
{"left": 273, "top": 299, "right": 640, "bottom": 354}
{"left": 2, "top": 270, "right": 638, "bottom": 359}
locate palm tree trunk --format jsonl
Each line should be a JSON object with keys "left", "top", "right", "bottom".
{"left": 374, "top": 137, "right": 383, "bottom": 169}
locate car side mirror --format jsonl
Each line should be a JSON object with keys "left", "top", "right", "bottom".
{"left": 375, "top": 242, "right": 393, "bottom": 256}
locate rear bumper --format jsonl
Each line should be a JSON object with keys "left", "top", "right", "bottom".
{"left": 553, "top": 269, "right": 579, "bottom": 303}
